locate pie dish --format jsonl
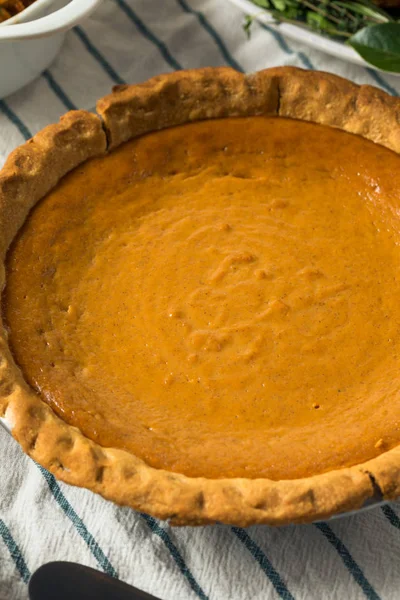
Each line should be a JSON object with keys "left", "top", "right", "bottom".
{"left": 2, "top": 66, "right": 400, "bottom": 526}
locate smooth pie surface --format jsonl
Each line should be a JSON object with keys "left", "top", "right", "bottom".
{"left": 5, "top": 116, "right": 400, "bottom": 480}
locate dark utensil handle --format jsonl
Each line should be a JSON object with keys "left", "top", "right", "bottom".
{"left": 28, "top": 561, "right": 161, "bottom": 600}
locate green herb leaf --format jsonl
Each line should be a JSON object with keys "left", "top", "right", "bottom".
{"left": 243, "top": 14, "right": 254, "bottom": 38}
{"left": 284, "top": 6, "right": 300, "bottom": 19}
{"left": 271, "top": 0, "right": 287, "bottom": 11}
{"left": 335, "top": 1, "right": 390, "bottom": 23}
{"left": 251, "top": 0, "right": 271, "bottom": 7}
{"left": 306, "top": 10, "right": 333, "bottom": 31}
{"left": 348, "top": 22, "right": 400, "bottom": 72}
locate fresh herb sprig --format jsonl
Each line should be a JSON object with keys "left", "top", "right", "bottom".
{"left": 246, "top": 0, "right": 400, "bottom": 72}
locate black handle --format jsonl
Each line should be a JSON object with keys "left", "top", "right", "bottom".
{"left": 28, "top": 561, "right": 161, "bottom": 600}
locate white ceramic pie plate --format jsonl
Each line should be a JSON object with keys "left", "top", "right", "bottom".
{"left": 227, "top": 0, "right": 400, "bottom": 76}
{"left": 0, "top": 416, "right": 11, "bottom": 433}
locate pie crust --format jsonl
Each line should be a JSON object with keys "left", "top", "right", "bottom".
{"left": 1, "top": 66, "right": 400, "bottom": 526}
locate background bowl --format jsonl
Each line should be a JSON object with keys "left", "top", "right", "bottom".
{"left": 0, "top": 0, "right": 102, "bottom": 99}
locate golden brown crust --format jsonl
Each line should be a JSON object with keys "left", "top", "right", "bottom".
{"left": 271, "top": 67, "right": 400, "bottom": 152}
{"left": 2, "top": 67, "right": 400, "bottom": 526}
{"left": 0, "top": 111, "right": 107, "bottom": 258}
{"left": 97, "top": 66, "right": 400, "bottom": 154}
{"left": 96, "top": 67, "right": 280, "bottom": 149}
{"left": 0, "top": 110, "right": 107, "bottom": 424}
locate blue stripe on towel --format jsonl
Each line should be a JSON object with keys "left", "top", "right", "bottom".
{"left": 381, "top": 504, "right": 400, "bottom": 530}
{"left": 176, "top": 0, "right": 243, "bottom": 72}
{"left": 42, "top": 70, "right": 77, "bottom": 111}
{"left": 39, "top": 466, "right": 118, "bottom": 578}
{"left": 73, "top": 26, "right": 126, "bottom": 85}
{"left": 366, "top": 69, "right": 398, "bottom": 97}
{"left": 232, "top": 527, "right": 295, "bottom": 600}
{"left": 114, "top": 0, "right": 183, "bottom": 71}
{"left": 258, "top": 23, "right": 315, "bottom": 70}
{"left": 0, "top": 519, "right": 31, "bottom": 583}
{"left": 315, "top": 522, "right": 381, "bottom": 600}
{"left": 0, "top": 100, "right": 32, "bottom": 140}
{"left": 140, "top": 514, "right": 209, "bottom": 600}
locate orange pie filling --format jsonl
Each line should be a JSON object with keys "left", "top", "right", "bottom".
{"left": 4, "top": 116, "right": 400, "bottom": 480}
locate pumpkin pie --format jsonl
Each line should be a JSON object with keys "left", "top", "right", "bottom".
{"left": 1, "top": 67, "right": 400, "bottom": 526}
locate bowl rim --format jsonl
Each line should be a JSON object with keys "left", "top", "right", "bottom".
{"left": 0, "top": 0, "right": 58, "bottom": 27}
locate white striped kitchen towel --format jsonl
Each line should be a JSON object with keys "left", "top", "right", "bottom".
{"left": 1, "top": 1, "right": 400, "bottom": 599}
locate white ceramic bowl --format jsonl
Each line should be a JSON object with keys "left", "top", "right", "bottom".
{"left": 0, "top": 0, "right": 103, "bottom": 99}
